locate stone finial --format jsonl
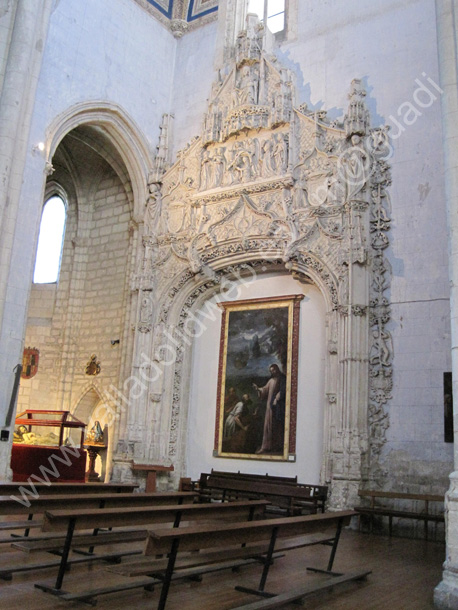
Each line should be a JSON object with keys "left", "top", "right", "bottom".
{"left": 235, "top": 14, "right": 263, "bottom": 66}
{"left": 344, "top": 78, "right": 370, "bottom": 138}
{"left": 150, "top": 114, "right": 173, "bottom": 182}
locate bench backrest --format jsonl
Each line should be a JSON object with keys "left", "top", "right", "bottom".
{"left": 0, "top": 482, "right": 137, "bottom": 495}
{"left": 145, "top": 510, "right": 355, "bottom": 555}
{"left": 205, "top": 474, "right": 326, "bottom": 501}
{"left": 209, "top": 470, "right": 298, "bottom": 485}
{"left": 41, "top": 499, "right": 269, "bottom": 532}
{"left": 0, "top": 491, "right": 197, "bottom": 515}
{"left": 358, "top": 490, "right": 444, "bottom": 502}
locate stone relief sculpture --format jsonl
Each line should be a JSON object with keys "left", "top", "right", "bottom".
{"left": 124, "top": 16, "right": 392, "bottom": 505}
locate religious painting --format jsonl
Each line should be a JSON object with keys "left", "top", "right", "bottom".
{"left": 214, "top": 295, "right": 303, "bottom": 461}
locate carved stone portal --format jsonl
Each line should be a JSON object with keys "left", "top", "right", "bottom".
{"left": 116, "top": 17, "right": 392, "bottom": 508}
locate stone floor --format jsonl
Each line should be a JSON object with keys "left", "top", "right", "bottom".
{"left": 0, "top": 527, "right": 446, "bottom": 609}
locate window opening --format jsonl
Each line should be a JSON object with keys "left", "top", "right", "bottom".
{"left": 248, "top": 0, "right": 285, "bottom": 34}
{"left": 33, "top": 195, "right": 66, "bottom": 284}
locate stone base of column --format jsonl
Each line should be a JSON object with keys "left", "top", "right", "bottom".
{"left": 434, "top": 472, "right": 458, "bottom": 609}
{"left": 434, "top": 572, "right": 458, "bottom": 609}
{"left": 0, "top": 442, "right": 13, "bottom": 480}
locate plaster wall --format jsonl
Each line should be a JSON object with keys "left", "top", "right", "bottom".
{"left": 167, "top": 0, "right": 452, "bottom": 487}
{"left": 278, "top": 0, "right": 452, "bottom": 486}
{"left": 187, "top": 273, "right": 326, "bottom": 483}
{"left": 33, "top": 0, "right": 175, "bottom": 151}
{"left": 171, "top": 21, "right": 218, "bottom": 159}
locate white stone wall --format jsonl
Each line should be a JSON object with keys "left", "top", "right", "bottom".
{"left": 6, "top": 0, "right": 176, "bottom": 463}
{"left": 0, "top": 1, "right": 16, "bottom": 91}
{"left": 187, "top": 274, "right": 326, "bottom": 483}
{"left": 32, "top": 0, "right": 175, "bottom": 150}
{"left": 4, "top": 0, "right": 452, "bottom": 491}
{"left": 171, "top": 21, "right": 218, "bottom": 158}
{"left": 17, "top": 173, "right": 131, "bottom": 418}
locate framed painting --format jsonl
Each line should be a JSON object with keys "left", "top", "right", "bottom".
{"left": 214, "top": 295, "right": 303, "bottom": 461}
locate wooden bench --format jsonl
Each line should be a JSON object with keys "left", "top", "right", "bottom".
{"left": 26, "top": 499, "right": 268, "bottom": 596}
{"left": 137, "top": 510, "right": 365, "bottom": 610}
{"left": 355, "top": 490, "right": 445, "bottom": 539}
{"left": 0, "top": 481, "right": 137, "bottom": 495}
{"left": 0, "top": 490, "right": 197, "bottom": 543}
{"left": 199, "top": 472, "right": 327, "bottom": 515}
{"left": 0, "top": 491, "right": 197, "bottom": 580}
{"left": 55, "top": 509, "right": 362, "bottom": 606}
{"left": 196, "top": 471, "right": 298, "bottom": 496}
{"left": 209, "top": 470, "right": 298, "bottom": 484}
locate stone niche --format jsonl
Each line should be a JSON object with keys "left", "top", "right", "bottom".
{"left": 115, "top": 16, "right": 392, "bottom": 508}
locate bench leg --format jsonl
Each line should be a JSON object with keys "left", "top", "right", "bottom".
{"left": 24, "top": 512, "right": 33, "bottom": 537}
{"left": 327, "top": 517, "right": 344, "bottom": 572}
{"left": 235, "top": 526, "right": 279, "bottom": 598}
{"left": 35, "top": 517, "right": 76, "bottom": 594}
{"left": 307, "top": 517, "right": 346, "bottom": 576}
{"left": 157, "top": 537, "right": 180, "bottom": 610}
{"left": 258, "top": 526, "right": 278, "bottom": 592}
{"left": 56, "top": 517, "right": 76, "bottom": 591}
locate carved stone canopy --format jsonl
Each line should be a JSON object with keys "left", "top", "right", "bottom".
{"left": 128, "top": 16, "right": 393, "bottom": 506}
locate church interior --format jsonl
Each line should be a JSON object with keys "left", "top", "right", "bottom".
{"left": 1, "top": 0, "right": 458, "bottom": 607}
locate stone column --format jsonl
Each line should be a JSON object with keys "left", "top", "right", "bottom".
{"left": 0, "top": 0, "right": 53, "bottom": 479}
{"left": 434, "top": 0, "right": 458, "bottom": 607}
{"left": 0, "top": 0, "right": 53, "bottom": 319}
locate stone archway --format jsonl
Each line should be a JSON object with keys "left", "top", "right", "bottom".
{"left": 112, "top": 17, "right": 393, "bottom": 508}
{"left": 73, "top": 386, "right": 110, "bottom": 482}
{"left": 16, "top": 103, "right": 155, "bottom": 486}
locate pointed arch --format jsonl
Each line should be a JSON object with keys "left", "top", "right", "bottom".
{"left": 45, "top": 101, "right": 153, "bottom": 221}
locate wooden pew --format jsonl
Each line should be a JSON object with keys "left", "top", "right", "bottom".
{"left": 197, "top": 471, "right": 298, "bottom": 497}
{"left": 0, "top": 491, "right": 197, "bottom": 581}
{"left": 199, "top": 472, "right": 327, "bottom": 515}
{"left": 53, "top": 509, "right": 361, "bottom": 606}
{"left": 209, "top": 470, "right": 298, "bottom": 484}
{"left": 355, "top": 490, "right": 445, "bottom": 539}
{"left": 140, "top": 510, "right": 364, "bottom": 610}
{"left": 0, "top": 481, "right": 137, "bottom": 495}
{"left": 25, "top": 499, "right": 268, "bottom": 596}
{"left": 0, "top": 491, "right": 197, "bottom": 543}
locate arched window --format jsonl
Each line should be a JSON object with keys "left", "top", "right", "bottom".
{"left": 248, "top": 0, "right": 285, "bottom": 34}
{"left": 33, "top": 195, "right": 66, "bottom": 284}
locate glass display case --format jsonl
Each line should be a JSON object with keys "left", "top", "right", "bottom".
{"left": 11, "top": 410, "right": 87, "bottom": 482}
{"left": 13, "top": 410, "right": 86, "bottom": 447}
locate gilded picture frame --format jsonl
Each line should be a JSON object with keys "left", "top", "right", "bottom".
{"left": 214, "top": 295, "right": 303, "bottom": 461}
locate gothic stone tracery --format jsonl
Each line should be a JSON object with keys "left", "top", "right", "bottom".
{"left": 123, "top": 17, "right": 392, "bottom": 505}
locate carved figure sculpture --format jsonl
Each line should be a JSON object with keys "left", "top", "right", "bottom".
{"left": 200, "top": 148, "right": 212, "bottom": 190}
{"left": 212, "top": 148, "right": 226, "bottom": 187}
{"left": 369, "top": 328, "right": 392, "bottom": 368}
{"left": 144, "top": 182, "right": 162, "bottom": 235}
{"left": 272, "top": 133, "right": 288, "bottom": 174}
{"left": 261, "top": 139, "right": 275, "bottom": 177}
